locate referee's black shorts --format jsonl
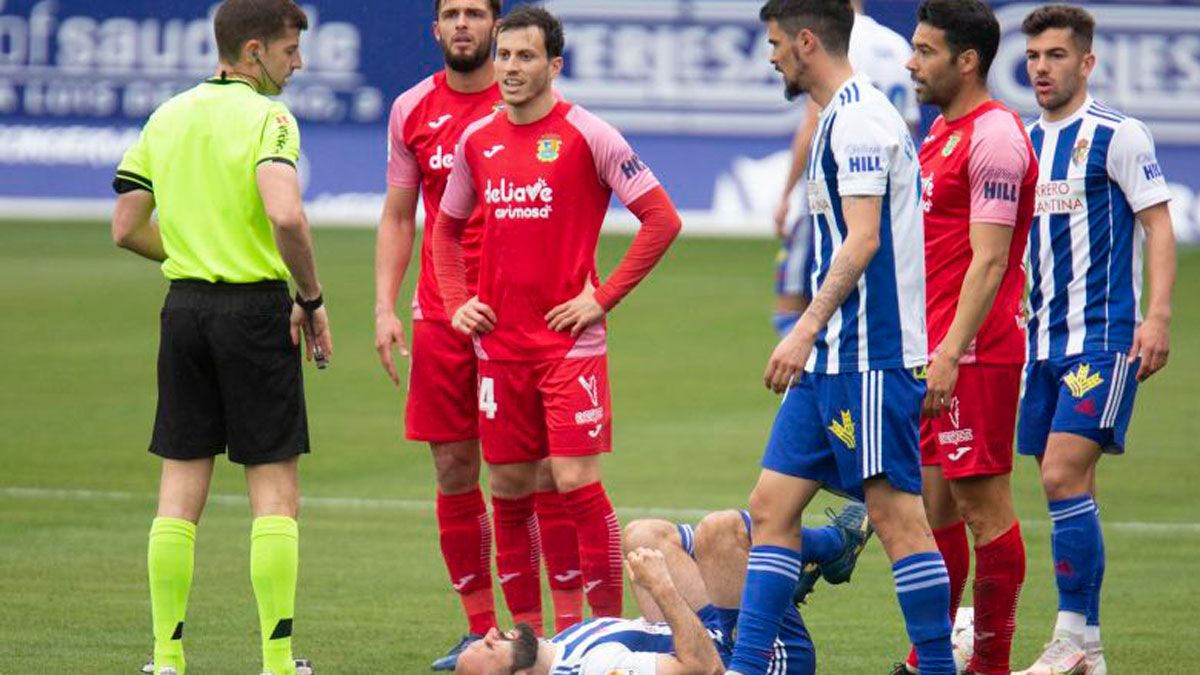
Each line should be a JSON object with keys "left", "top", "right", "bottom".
{"left": 151, "top": 280, "right": 309, "bottom": 465}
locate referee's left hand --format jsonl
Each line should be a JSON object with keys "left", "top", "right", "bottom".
{"left": 922, "top": 350, "right": 958, "bottom": 418}
{"left": 546, "top": 283, "right": 605, "bottom": 337}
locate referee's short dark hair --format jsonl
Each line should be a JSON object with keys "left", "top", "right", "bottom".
{"left": 759, "top": 0, "right": 855, "bottom": 57}
{"left": 498, "top": 6, "right": 565, "bottom": 59}
{"left": 1022, "top": 4, "right": 1095, "bottom": 53}
{"left": 214, "top": 0, "right": 309, "bottom": 64}
{"left": 434, "top": 0, "right": 503, "bottom": 19}
{"left": 916, "top": 0, "right": 1001, "bottom": 80}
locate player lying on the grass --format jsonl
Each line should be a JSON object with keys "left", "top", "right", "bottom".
{"left": 1014, "top": 6, "right": 1176, "bottom": 675}
{"left": 454, "top": 503, "right": 871, "bottom": 675}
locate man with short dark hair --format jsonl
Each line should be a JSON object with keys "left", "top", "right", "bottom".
{"left": 433, "top": 6, "right": 683, "bottom": 657}
{"left": 1015, "top": 6, "right": 1176, "bottom": 675}
{"left": 727, "top": 1, "right": 954, "bottom": 674}
{"left": 376, "top": 1, "right": 577, "bottom": 669}
{"left": 896, "top": 2, "right": 1038, "bottom": 674}
{"left": 112, "top": 1, "right": 329, "bottom": 674}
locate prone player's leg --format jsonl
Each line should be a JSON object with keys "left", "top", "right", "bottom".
{"left": 621, "top": 519, "right": 712, "bottom": 622}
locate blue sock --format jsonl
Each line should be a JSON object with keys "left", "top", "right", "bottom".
{"left": 800, "top": 526, "right": 844, "bottom": 565}
{"left": 773, "top": 312, "right": 800, "bottom": 336}
{"left": 1087, "top": 511, "right": 1105, "bottom": 628}
{"left": 729, "top": 545, "right": 802, "bottom": 675}
{"left": 893, "top": 552, "right": 954, "bottom": 675}
{"left": 1049, "top": 495, "right": 1101, "bottom": 616}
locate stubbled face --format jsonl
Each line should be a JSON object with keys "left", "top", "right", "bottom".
{"left": 251, "top": 26, "right": 302, "bottom": 94}
{"left": 495, "top": 26, "right": 561, "bottom": 108}
{"left": 454, "top": 626, "right": 539, "bottom": 675}
{"left": 435, "top": 0, "right": 496, "bottom": 73}
{"left": 765, "top": 19, "right": 808, "bottom": 101}
{"left": 1026, "top": 27, "right": 1093, "bottom": 113}
{"left": 907, "top": 22, "right": 961, "bottom": 107}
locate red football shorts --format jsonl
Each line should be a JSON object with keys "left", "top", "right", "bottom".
{"left": 404, "top": 319, "right": 479, "bottom": 443}
{"left": 477, "top": 355, "right": 612, "bottom": 465}
{"left": 920, "top": 363, "right": 1021, "bottom": 479}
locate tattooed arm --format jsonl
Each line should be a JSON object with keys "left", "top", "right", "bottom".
{"left": 763, "top": 195, "right": 883, "bottom": 392}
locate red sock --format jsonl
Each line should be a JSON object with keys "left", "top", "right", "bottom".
{"left": 562, "top": 482, "right": 622, "bottom": 617}
{"left": 969, "top": 522, "right": 1025, "bottom": 675}
{"left": 436, "top": 489, "right": 496, "bottom": 635}
{"left": 535, "top": 490, "right": 583, "bottom": 633}
{"left": 491, "top": 495, "right": 543, "bottom": 635}
{"left": 908, "top": 520, "right": 971, "bottom": 670}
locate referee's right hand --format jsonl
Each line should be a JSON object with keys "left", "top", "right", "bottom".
{"left": 291, "top": 303, "right": 333, "bottom": 365}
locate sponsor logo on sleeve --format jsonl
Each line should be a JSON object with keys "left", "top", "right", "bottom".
{"left": 620, "top": 153, "right": 646, "bottom": 179}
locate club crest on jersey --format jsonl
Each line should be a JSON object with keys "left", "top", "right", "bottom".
{"left": 536, "top": 134, "right": 563, "bottom": 162}
{"left": 1064, "top": 363, "right": 1104, "bottom": 399}
{"left": 941, "top": 132, "right": 961, "bottom": 157}
{"left": 492, "top": 101, "right": 506, "bottom": 112}
{"left": 828, "top": 411, "right": 856, "bottom": 450}
{"left": 1072, "top": 138, "right": 1090, "bottom": 166}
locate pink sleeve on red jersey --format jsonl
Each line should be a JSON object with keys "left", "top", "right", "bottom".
{"left": 386, "top": 76, "right": 436, "bottom": 189}
{"left": 967, "top": 108, "right": 1031, "bottom": 227}
{"left": 566, "top": 106, "right": 660, "bottom": 206}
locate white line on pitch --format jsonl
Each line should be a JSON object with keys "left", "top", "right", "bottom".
{"left": 3, "top": 486, "right": 1199, "bottom": 535}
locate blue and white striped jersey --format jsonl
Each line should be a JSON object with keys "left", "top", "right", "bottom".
{"left": 1026, "top": 97, "right": 1172, "bottom": 360}
{"left": 547, "top": 617, "right": 718, "bottom": 675}
{"left": 805, "top": 73, "right": 927, "bottom": 374}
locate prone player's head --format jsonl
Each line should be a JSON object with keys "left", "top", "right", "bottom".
{"left": 214, "top": 0, "right": 308, "bottom": 95}
{"left": 1022, "top": 4, "right": 1096, "bottom": 114}
{"left": 759, "top": 0, "right": 855, "bottom": 101}
{"left": 434, "top": 0, "right": 502, "bottom": 74}
{"left": 495, "top": 6, "right": 564, "bottom": 108}
{"left": 908, "top": 0, "right": 999, "bottom": 108}
{"left": 454, "top": 624, "right": 541, "bottom": 675}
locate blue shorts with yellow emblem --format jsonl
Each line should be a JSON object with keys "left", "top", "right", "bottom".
{"left": 762, "top": 368, "right": 925, "bottom": 501}
{"left": 1018, "top": 351, "right": 1140, "bottom": 456}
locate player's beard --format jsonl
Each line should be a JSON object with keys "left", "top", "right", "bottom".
{"left": 506, "top": 623, "right": 539, "bottom": 673}
{"left": 443, "top": 36, "right": 493, "bottom": 73}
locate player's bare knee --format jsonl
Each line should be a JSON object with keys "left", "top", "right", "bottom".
{"left": 1040, "top": 463, "right": 1089, "bottom": 501}
{"left": 622, "top": 519, "right": 676, "bottom": 554}
{"left": 694, "top": 510, "right": 747, "bottom": 558}
{"left": 431, "top": 441, "right": 481, "bottom": 493}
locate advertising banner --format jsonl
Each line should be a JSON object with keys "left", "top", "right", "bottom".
{"left": 0, "top": 0, "right": 1197, "bottom": 241}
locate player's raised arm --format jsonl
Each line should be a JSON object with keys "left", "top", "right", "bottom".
{"left": 624, "top": 548, "right": 724, "bottom": 675}
{"left": 432, "top": 132, "right": 493, "bottom": 336}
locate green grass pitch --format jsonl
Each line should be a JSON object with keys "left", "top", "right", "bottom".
{"left": 1, "top": 221, "right": 1198, "bottom": 672}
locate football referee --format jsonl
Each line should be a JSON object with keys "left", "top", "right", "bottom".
{"left": 110, "top": 2, "right": 330, "bottom": 674}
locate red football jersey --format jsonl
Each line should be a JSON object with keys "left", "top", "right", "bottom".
{"left": 387, "top": 72, "right": 502, "bottom": 322}
{"left": 439, "top": 101, "right": 661, "bottom": 362}
{"left": 919, "top": 100, "right": 1037, "bottom": 365}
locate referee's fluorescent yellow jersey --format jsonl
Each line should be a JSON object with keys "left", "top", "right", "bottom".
{"left": 114, "top": 78, "right": 301, "bottom": 282}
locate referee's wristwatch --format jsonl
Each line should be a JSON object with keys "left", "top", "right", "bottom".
{"left": 295, "top": 292, "right": 324, "bottom": 315}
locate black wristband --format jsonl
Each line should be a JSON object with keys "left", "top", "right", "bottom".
{"left": 295, "top": 292, "right": 323, "bottom": 314}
